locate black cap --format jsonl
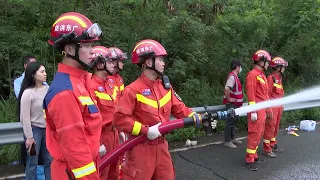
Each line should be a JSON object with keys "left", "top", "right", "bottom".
{"left": 231, "top": 59, "right": 242, "bottom": 66}
{"left": 230, "top": 59, "right": 242, "bottom": 70}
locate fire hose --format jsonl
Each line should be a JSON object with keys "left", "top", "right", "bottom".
{"left": 98, "top": 107, "right": 234, "bottom": 172}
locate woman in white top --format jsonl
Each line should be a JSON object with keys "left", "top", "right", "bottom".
{"left": 17, "top": 61, "right": 52, "bottom": 180}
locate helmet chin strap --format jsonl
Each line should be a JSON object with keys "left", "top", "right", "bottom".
{"left": 96, "top": 65, "right": 113, "bottom": 75}
{"left": 145, "top": 57, "right": 164, "bottom": 77}
{"left": 65, "top": 43, "right": 92, "bottom": 70}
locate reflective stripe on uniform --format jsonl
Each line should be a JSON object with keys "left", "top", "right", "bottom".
{"left": 78, "top": 96, "right": 94, "bottom": 105}
{"left": 112, "top": 87, "right": 118, "bottom": 100}
{"left": 246, "top": 148, "right": 256, "bottom": 154}
{"left": 72, "top": 162, "right": 96, "bottom": 178}
{"left": 120, "top": 84, "right": 124, "bottom": 91}
{"left": 256, "top": 76, "right": 266, "bottom": 84}
{"left": 94, "top": 91, "right": 112, "bottom": 101}
{"left": 188, "top": 112, "right": 195, "bottom": 117}
{"left": 263, "top": 139, "right": 270, "bottom": 143}
{"left": 274, "top": 83, "right": 283, "bottom": 89}
{"left": 271, "top": 137, "right": 276, "bottom": 141}
{"left": 136, "top": 90, "right": 171, "bottom": 109}
{"left": 132, "top": 121, "right": 142, "bottom": 136}
{"left": 249, "top": 101, "right": 256, "bottom": 105}
{"left": 43, "top": 109, "right": 46, "bottom": 119}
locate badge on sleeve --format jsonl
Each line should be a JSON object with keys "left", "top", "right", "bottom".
{"left": 174, "top": 91, "right": 182, "bottom": 101}
{"left": 97, "top": 86, "right": 104, "bottom": 92}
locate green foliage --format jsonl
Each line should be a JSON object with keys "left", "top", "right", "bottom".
{"left": 165, "top": 126, "right": 205, "bottom": 142}
{"left": 1, "top": 0, "right": 320, "bottom": 162}
{"left": 0, "top": 97, "right": 17, "bottom": 123}
{"left": 0, "top": 145, "right": 20, "bottom": 164}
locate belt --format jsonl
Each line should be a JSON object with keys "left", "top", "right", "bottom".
{"left": 147, "top": 136, "right": 165, "bottom": 145}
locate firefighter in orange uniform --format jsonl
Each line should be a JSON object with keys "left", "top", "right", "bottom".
{"left": 43, "top": 12, "right": 103, "bottom": 179}
{"left": 266, "top": 57, "right": 288, "bottom": 153}
{"left": 105, "top": 47, "right": 128, "bottom": 176}
{"left": 89, "top": 46, "right": 122, "bottom": 180}
{"left": 112, "top": 39, "right": 214, "bottom": 180}
{"left": 245, "top": 50, "right": 274, "bottom": 171}
{"left": 107, "top": 47, "right": 127, "bottom": 100}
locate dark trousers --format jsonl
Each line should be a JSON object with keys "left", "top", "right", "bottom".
{"left": 224, "top": 103, "right": 239, "bottom": 142}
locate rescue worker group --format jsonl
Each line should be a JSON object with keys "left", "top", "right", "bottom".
{"left": 43, "top": 12, "right": 289, "bottom": 179}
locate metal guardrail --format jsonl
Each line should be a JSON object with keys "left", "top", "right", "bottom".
{"left": 0, "top": 122, "right": 24, "bottom": 146}
{"left": 1, "top": 101, "right": 319, "bottom": 146}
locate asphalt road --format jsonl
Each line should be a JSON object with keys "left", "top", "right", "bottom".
{"left": 171, "top": 127, "right": 320, "bottom": 180}
{"left": 1, "top": 126, "right": 319, "bottom": 180}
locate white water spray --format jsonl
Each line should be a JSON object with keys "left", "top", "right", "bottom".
{"left": 235, "top": 85, "right": 320, "bottom": 115}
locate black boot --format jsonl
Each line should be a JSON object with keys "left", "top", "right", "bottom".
{"left": 254, "top": 158, "right": 265, "bottom": 164}
{"left": 246, "top": 162, "right": 258, "bottom": 171}
{"left": 272, "top": 144, "right": 284, "bottom": 153}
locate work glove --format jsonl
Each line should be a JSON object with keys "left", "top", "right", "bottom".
{"left": 251, "top": 112, "right": 257, "bottom": 121}
{"left": 147, "top": 122, "right": 162, "bottom": 140}
{"left": 99, "top": 145, "right": 107, "bottom": 157}
{"left": 211, "top": 120, "right": 218, "bottom": 129}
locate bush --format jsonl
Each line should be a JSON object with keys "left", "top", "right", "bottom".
{"left": 165, "top": 126, "right": 205, "bottom": 142}
{"left": 0, "top": 97, "right": 20, "bottom": 164}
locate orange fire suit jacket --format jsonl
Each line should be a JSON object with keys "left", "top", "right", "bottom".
{"left": 246, "top": 67, "right": 271, "bottom": 111}
{"left": 43, "top": 63, "right": 102, "bottom": 179}
{"left": 267, "top": 72, "right": 284, "bottom": 99}
{"left": 108, "top": 73, "right": 125, "bottom": 101}
{"left": 89, "top": 75, "right": 116, "bottom": 126}
{"left": 113, "top": 73, "right": 195, "bottom": 136}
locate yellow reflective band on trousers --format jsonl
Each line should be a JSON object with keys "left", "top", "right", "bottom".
{"left": 256, "top": 76, "right": 266, "bottom": 84}
{"left": 94, "top": 91, "right": 112, "bottom": 101}
{"left": 78, "top": 96, "right": 94, "bottom": 105}
{"left": 271, "top": 138, "right": 276, "bottom": 141}
{"left": 246, "top": 148, "right": 256, "bottom": 154}
{"left": 136, "top": 90, "right": 171, "bottom": 109}
{"left": 263, "top": 139, "right": 270, "bottom": 143}
{"left": 132, "top": 121, "right": 142, "bottom": 136}
{"left": 247, "top": 146, "right": 258, "bottom": 154}
{"left": 72, "top": 162, "right": 96, "bottom": 178}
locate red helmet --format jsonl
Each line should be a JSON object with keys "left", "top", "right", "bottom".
{"left": 107, "top": 47, "right": 128, "bottom": 61}
{"left": 48, "top": 12, "right": 102, "bottom": 46}
{"left": 131, "top": 39, "right": 168, "bottom": 64}
{"left": 92, "top": 46, "right": 110, "bottom": 59}
{"left": 252, "top": 50, "right": 272, "bottom": 62}
{"left": 269, "top": 57, "right": 288, "bottom": 67}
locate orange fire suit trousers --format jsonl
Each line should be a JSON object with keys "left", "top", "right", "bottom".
{"left": 246, "top": 110, "right": 266, "bottom": 163}
{"left": 263, "top": 107, "right": 281, "bottom": 152}
{"left": 121, "top": 137, "right": 175, "bottom": 180}
{"left": 51, "top": 159, "right": 99, "bottom": 180}
{"left": 100, "top": 125, "right": 120, "bottom": 180}
{"left": 270, "top": 107, "right": 283, "bottom": 147}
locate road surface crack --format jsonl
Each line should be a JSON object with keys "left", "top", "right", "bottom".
{"left": 177, "top": 152, "right": 229, "bottom": 180}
